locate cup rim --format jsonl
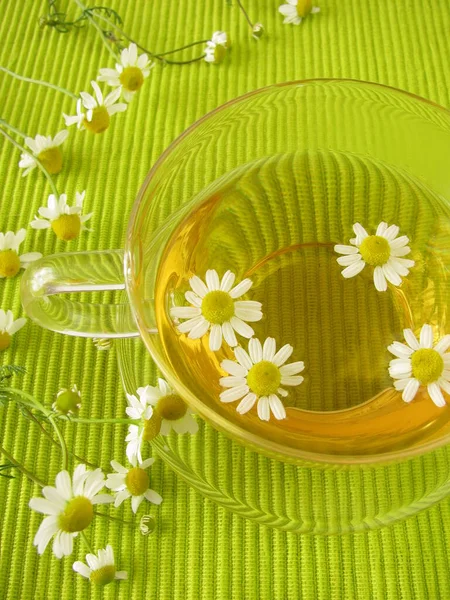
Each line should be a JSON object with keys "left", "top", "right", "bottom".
{"left": 126, "top": 78, "right": 450, "bottom": 465}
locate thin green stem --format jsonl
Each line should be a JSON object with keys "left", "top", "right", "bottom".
{"left": 94, "top": 510, "right": 134, "bottom": 526}
{"left": 0, "top": 446, "right": 46, "bottom": 487}
{"left": 0, "top": 66, "right": 78, "bottom": 99}
{"left": 81, "top": 531, "right": 94, "bottom": 553}
{"left": 236, "top": 0, "right": 254, "bottom": 27}
{"left": 71, "top": 0, "right": 119, "bottom": 60}
{"left": 2, "top": 386, "right": 51, "bottom": 416}
{"left": 48, "top": 416, "right": 69, "bottom": 470}
{"left": 56, "top": 415, "right": 137, "bottom": 425}
{"left": 0, "top": 128, "right": 60, "bottom": 198}
{"left": 0, "top": 119, "right": 27, "bottom": 139}
{"left": 148, "top": 39, "right": 208, "bottom": 57}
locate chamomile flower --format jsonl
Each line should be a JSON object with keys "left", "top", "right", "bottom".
{"left": 73, "top": 545, "right": 127, "bottom": 586}
{"left": 219, "top": 337, "right": 305, "bottom": 421}
{"left": 30, "top": 191, "right": 92, "bottom": 241}
{"left": 279, "top": 0, "right": 320, "bottom": 25}
{"left": 334, "top": 222, "right": 415, "bottom": 292}
{"left": 29, "top": 465, "right": 113, "bottom": 558}
{"left": 388, "top": 324, "right": 450, "bottom": 407}
{"left": 0, "top": 309, "right": 26, "bottom": 351}
{"left": 106, "top": 457, "right": 162, "bottom": 513}
{"left": 63, "top": 81, "right": 127, "bottom": 134}
{"left": 204, "top": 31, "right": 230, "bottom": 64}
{"left": 97, "top": 43, "right": 154, "bottom": 102}
{"left": 125, "top": 388, "right": 154, "bottom": 464}
{"left": 138, "top": 379, "right": 198, "bottom": 436}
{"left": 0, "top": 229, "right": 42, "bottom": 278}
{"left": 53, "top": 384, "right": 81, "bottom": 415}
{"left": 18, "top": 130, "right": 68, "bottom": 176}
{"left": 170, "top": 269, "right": 262, "bottom": 351}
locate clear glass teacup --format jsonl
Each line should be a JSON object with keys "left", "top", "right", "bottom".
{"left": 21, "top": 80, "right": 450, "bottom": 532}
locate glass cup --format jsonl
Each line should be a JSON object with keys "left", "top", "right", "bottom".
{"left": 21, "top": 80, "right": 450, "bottom": 532}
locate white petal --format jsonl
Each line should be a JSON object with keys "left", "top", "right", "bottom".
{"left": 114, "top": 490, "right": 130, "bottom": 508}
{"left": 352, "top": 223, "right": 369, "bottom": 243}
{"left": 279, "top": 4, "right": 296, "bottom": 16}
{"left": 230, "top": 316, "right": 254, "bottom": 338}
{"left": 55, "top": 471, "right": 72, "bottom": 500}
{"left": 382, "top": 224, "right": 400, "bottom": 241}
{"left": 389, "top": 360, "right": 412, "bottom": 377}
{"left": 222, "top": 321, "right": 238, "bottom": 347}
{"left": 42, "top": 487, "right": 67, "bottom": 509}
{"left": 83, "top": 469, "right": 105, "bottom": 498}
{"left": 177, "top": 315, "right": 205, "bottom": 334}
{"left": 388, "top": 342, "right": 414, "bottom": 358}
{"left": 205, "top": 269, "right": 220, "bottom": 291}
{"left": 188, "top": 317, "right": 210, "bottom": 339}
{"left": 382, "top": 263, "right": 402, "bottom": 286}
{"left": 376, "top": 222, "right": 388, "bottom": 236}
{"left": 73, "top": 562, "right": 91, "bottom": 578}
{"left": 234, "top": 347, "right": 253, "bottom": 370}
{"left": 404, "top": 329, "right": 420, "bottom": 350}
{"left": 402, "top": 378, "right": 420, "bottom": 402}
{"left": 170, "top": 306, "right": 202, "bottom": 319}
{"left": 86, "top": 553, "right": 100, "bottom": 570}
{"left": 80, "top": 91, "right": 97, "bottom": 109}
{"left": 337, "top": 254, "right": 362, "bottom": 267}
{"left": 234, "top": 307, "right": 263, "bottom": 322}
{"left": 30, "top": 219, "right": 51, "bottom": 229}
{"left": 236, "top": 392, "right": 257, "bottom": 414}
{"left": 90, "top": 80, "right": 104, "bottom": 105}
{"left": 272, "top": 344, "right": 293, "bottom": 367}
{"left": 221, "top": 359, "right": 247, "bottom": 377}
{"left": 6, "top": 318, "right": 26, "bottom": 335}
{"left": 279, "top": 361, "right": 305, "bottom": 376}
{"left": 144, "top": 489, "right": 163, "bottom": 504}
{"left": 219, "top": 385, "right": 249, "bottom": 403}
{"left": 110, "top": 460, "right": 128, "bottom": 474}
{"left": 209, "top": 324, "right": 223, "bottom": 351}
{"left": 185, "top": 291, "right": 202, "bottom": 307}
{"left": 104, "top": 86, "right": 123, "bottom": 107}
{"left": 341, "top": 260, "right": 365, "bottom": 278}
{"left": 131, "top": 495, "right": 144, "bottom": 513}
{"left": 435, "top": 336, "right": 450, "bottom": 355}
{"left": 420, "top": 324, "right": 433, "bottom": 349}
{"left": 277, "top": 388, "right": 288, "bottom": 397}
{"left": 220, "top": 270, "right": 235, "bottom": 292}
{"left": 428, "top": 382, "right": 446, "bottom": 407}
{"left": 107, "top": 102, "right": 128, "bottom": 116}
{"left": 219, "top": 376, "right": 247, "bottom": 388}
{"left": 268, "top": 394, "right": 286, "bottom": 420}
{"left": 34, "top": 516, "right": 59, "bottom": 554}
{"left": 29, "top": 497, "right": 61, "bottom": 515}
{"left": 280, "top": 375, "right": 304, "bottom": 386}
{"left": 52, "top": 130, "right": 69, "bottom": 146}
{"left": 190, "top": 275, "right": 208, "bottom": 298}
{"left": 438, "top": 378, "right": 450, "bottom": 395}
{"left": 140, "top": 457, "right": 155, "bottom": 470}
{"left": 389, "top": 235, "right": 409, "bottom": 249}
{"left": 262, "top": 337, "right": 276, "bottom": 361}
{"left": 248, "top": 338, "right": 263, "bottom": 363}
{"left": 257, "top": 396, "right": 270, "bottom": 421}
{"left": 373, "top": 266, "right": 387, "bottom": 292}
{"left": 387, "top": 257, "right": 411, "bottom": 276}
{"left": 229, "top": 278, "right": 253, "bottom": 299}
{"left": 116, "top": 571, "right": 128, "bottom": 580}
{"left": 334, "top": 244, "right": 359, "bottom": 255}
{"left": 19, "top": 252, "right": 42, "bottom": 264}
{"left": 390, "top": 247, "right": 412, "bottom": 258}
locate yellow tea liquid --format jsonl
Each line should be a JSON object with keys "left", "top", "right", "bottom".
{"left": 155, "top": 150, "right": 450, "bottom": 455}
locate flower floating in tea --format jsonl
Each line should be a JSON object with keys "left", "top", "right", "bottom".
{"left": 63, "top": 81, "right": 127, "bottom": 134}
{"left": 279, "top": 0, "right": 320, "bottom": 25}
{"left": 334, "top": 222, "right": 415, "bottom": 292}
{"left": 97, "top": 43, "right": 154, "bottom": 103}
{"left": 30, "top": 191, "right": 92, "bottom": 241}
{"left": 0, "top": 309, "right": 27, "bottom": 351}
{"left": 388, "top": 324, "right": 450, "bottom": 407}
{"left": 219, "top": 337, "right": 304, "bottom": 421}
{"left": 73, "top": 545, "right": 127, "bottom": 586}
{"left": 29, "top": 465, "right": 113, "bottom": 558}
{"left": 171, "top": 269, "right": 262, "bottom": 351}
{"left": 106, "top": 457, "right": 162, "bottom": 513}
{"left": 18, "top": 130, "right": 68, "bottom": 176}
{"left": 0, "top": 229, "right": 42, "bottom": 279}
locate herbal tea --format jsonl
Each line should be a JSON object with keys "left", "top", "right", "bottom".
{"left": 155, "top": 150, "right": 450, "bottom": 455}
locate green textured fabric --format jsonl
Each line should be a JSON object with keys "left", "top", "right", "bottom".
{"left": 1, "top": 0, "right": 450, "bottom": 599}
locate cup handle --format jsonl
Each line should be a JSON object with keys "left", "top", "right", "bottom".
{"left": 20, "top": 250, "right": 140, "bottom": 338}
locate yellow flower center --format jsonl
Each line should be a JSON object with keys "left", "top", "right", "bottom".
{"left": 411, "top": 348, "right": 444, "bottom": 385}
{"left": 156, "top": 394, "right": 188, "bottom": 421}
{"left": 58, "top": 496, "right": 94, "bottom": 533}
{"left": 143, "top": 412, "right": 162, "bottom": 441}
{"left": 37, "top": 147, "right": 63, "bottom": 175}
{"left": 0, "top": 250, "right": 21, "bottom": 278}
{"left": 296, "top": 0, "right": 313, "bottom": 17}
{"left": 84, "top": 106, "right": 110, "bottom": 134}
{"left": 51, "top": 214, "right": 81, "bottom": 241}
{"left": 213, "top": 44, "right": 227, "bottom": 64}
{"left": 201, "top": 291, "right": 235, "bottom": 324}
{"left": 125, "top": 467, "right": 149, "bottom": 496}
{"left": 359, "top": 235, "right": 391, "bottom": 266}
{"left": 55, "top": 390, "right": 80, "bottom": 414}
{"left": 247, "top": 361, "right": 281, "bottom": 397}
{"left": 0, "top": 332, "right": 11, "bottom": 351}
{"left": 90, "top": 565, "right": 116, "bottom": 586}
{"left": 119, "top": 66, "right": 144, "bottom": 92}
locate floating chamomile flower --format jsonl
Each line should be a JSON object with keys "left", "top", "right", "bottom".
{"left": 219, "top": 337, "right": 305, "bottom": 421}
{"left": 204, "top": 31, "right": 230, "bottom": 64}
{"left": 0, "top": 309, "right": 26, "bottom": 351}
{"left": 73, "top": 545, "right": 127, "bottom": 586}
{"left": 279, "top": 0, "right": 320, "bottom": 25}
{"left": 0, "top": 229, "right": 42, "bottom": 279}
{"left": 30, "top": 191, "right": 92, "bottom": 241}
{"left": 125, "top": 388, "right": 154, "bottom": 464}
{"left": 171, "top": 269, "right": 262, "bottom": 351}
{"left": 98, "top": 43, "right": 154, "bottom": 102}
{"left": 53, "top": 384, "right": 81, "bottom": 415}
{"left": 334, "top": 222, "right": 415, "bottom": 292}
{"left": 138, "top": 379, "right": 198, "bottom": 436}
{"left": 29, "top": 465, "right": 113, "bottom": 558}
{"left": 18, "top": 130, "right": 68, "bottom": 176}
{"left": 63, "top": 81, "right": 127, "bottom": 134}
{"left": 106, "top": 457, "right": 162, "bottom": 513}
{"left": 388, "top": 324, "right": 450, "bottom": 408}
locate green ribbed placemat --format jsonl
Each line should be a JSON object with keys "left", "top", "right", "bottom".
{"left": 1, "top": 1, "right": 450, "bottom": 598}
